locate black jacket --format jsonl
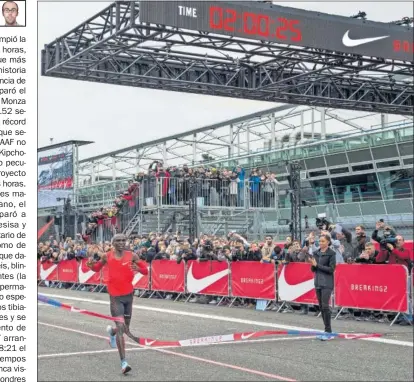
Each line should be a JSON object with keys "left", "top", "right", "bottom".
{"left": 355, "top": 250, "right": 379, "bottom": 264}
{"left": 311, "top": 248, "right": 336, "bottom": 289}
{"left": 285, "top": 250, "right": 308, "bottom": 263}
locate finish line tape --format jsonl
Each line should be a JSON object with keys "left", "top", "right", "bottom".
{"left": 137, "top": 330, "right": 382, "bottom": 348}
{"left": 38, "top": 294, "right": 382, "bottom": 347}
{"left": 38, "top": 294, "right": 124, "bottom": 323}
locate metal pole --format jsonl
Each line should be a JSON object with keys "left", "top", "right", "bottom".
{"left": 188, "top": 177, "right": 198, "bottom": 243}
{"left": 288, "top": 162, "right": 302, "bottom": 242}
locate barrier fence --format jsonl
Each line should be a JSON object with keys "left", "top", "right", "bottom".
{"left": 38, "top": 260, "right": 412, "bottom": 324}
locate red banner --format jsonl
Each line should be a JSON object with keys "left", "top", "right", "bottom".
{"left": 334, "top": 264, "right": 408, "bottom": 313}
{"left": 277, "top": 263, "right": 319, "bottom": 305}
{"left": 186, "top": 260, "right": 229, "bottom": 296}
{"left": 78, "top": 259, "right": 101, "bottom": 285}
{"left": 57, "top": 260, "right": 78, "bottom": 283}
{"left": 132, "top": 265, "right": 150, "bottom": 289}
{"left": 372, "top": 240, "right": 413, "bottom": 259}
{"left": 230, "top": 262, "right": 276, "bottom": 300}
{"left": 39, "top": 261, "right": 58, "bottom": 281}
{"left": 151, "top": 260, "right": 185, "bottom": 293}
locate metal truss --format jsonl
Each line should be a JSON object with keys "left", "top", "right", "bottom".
{"left": 41, "top": 1, "right": 413, "bottom": 116}
{"left": 76, "top": 104, "right": 411, "bottom": 181}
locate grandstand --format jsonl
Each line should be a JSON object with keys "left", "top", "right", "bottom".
{"left": 56, "top": 105, "right": 413, "bottom": 241}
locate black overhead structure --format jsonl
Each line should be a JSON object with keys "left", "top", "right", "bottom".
{"left": 288, "top": 161, "right": 302, "bottom": 242}
{"left": 41, "top": 1, "right": 413, "bottom": 115}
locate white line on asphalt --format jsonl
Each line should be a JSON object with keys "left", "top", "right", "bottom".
{"left": 40, "top": 293, "right": 413, "bottom": 348}
{"left": 38, "top": 321, "right": 297, "bottom": 381}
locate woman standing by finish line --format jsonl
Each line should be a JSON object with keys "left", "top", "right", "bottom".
{"left": 86, "top": 233, "right": 148, "bottom": 375}
{"left": 307, "top": 234, "right": 336, "bottom": 341}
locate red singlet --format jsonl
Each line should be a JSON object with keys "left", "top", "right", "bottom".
{"left": 106, "top": 250, "right": 134, "bottom": 297}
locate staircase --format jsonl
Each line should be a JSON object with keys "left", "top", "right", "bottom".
{"left": 124, "top": 210, "right": 177, "bottom": 236}
{"left": 123, "top": 209, "right": 142, "bottom": 237}
{"left": 199, "top": 210, "right": 251, "bottom": 236}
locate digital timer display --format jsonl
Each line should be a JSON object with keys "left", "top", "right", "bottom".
{"left": 208, "top": 6, "right": 302, "bottom": 43}
{"left": 139, "top": 1, "right": 414, "bottom": 62}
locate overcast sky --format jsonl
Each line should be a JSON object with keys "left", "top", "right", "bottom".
{"left": 38, "top": 1, "right": 412, "bottom": 160}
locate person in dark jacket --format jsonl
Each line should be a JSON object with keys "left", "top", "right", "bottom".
{"left": 308, "top": 234, "right": 336, "bottom": 340}
{"left": 351, "top": 225, "right": 367, "bottom": 260}
{"left": 355, "top": 242, "right": 379, "bottom": 264}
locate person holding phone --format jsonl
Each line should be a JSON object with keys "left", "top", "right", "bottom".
{"left": 307, "top": 234, "right": 336, "bottom": 341}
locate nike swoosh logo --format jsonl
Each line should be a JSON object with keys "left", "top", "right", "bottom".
{"left": 342, "top": 30, "right": 389, "bottom": 47}
{"left": 186, "top": 263, "right": 229, "bottom": 293}
{"left": 122, "top": 262, "right": 130, "bottom": 266}
{"left": 40, "top": 264, "right": 57, "bottom": 280}
{"left": 78, "top": 263, "right": 97, "bottom": 283}
{"left": 278, "top": 266, "right": 314, "bottom": 302}
{"left": 145, "top": 339, "right": 156, "bottom": 346}
{"left": 132, "top": 266, "right": 149, "bottom": 285}
{"left": 70, "top": 307, "right": 85, "bottom": 313}
{"left": 132, "top": 272, "right": 143, "bottom": 285}
{"left": 241, "top": 333, "right": 255, "bottom": 340}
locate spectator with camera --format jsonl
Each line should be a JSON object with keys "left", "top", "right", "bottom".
{"left": 375, "top": 234, "right": 413, "bottom": 325}
{"left": 355, "top": 242, "right": 379, "bottom": 264}
{"left": 375, "top": 234, "right": 411, "bottom": 269}
{"left": 351, "top": 224, "right": 367, "bottom": 259}
{"left": 177, "top": 242, "right": 197, "bottom": 264}
{"left": 333, "top": 225, "right": 353, "bottom": 261}
{"left": 284, "top": 240, "right": 307, "bottom": 263}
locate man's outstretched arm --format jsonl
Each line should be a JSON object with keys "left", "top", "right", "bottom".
{"left": 131, "top": 254, "right": 148, "bottom": 275}
{"left": 86, "top": 253, "right": 107, "bottom": 272}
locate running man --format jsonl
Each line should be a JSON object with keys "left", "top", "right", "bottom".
{"left": 86, "top": 234, "right": 148, "bottom": 374}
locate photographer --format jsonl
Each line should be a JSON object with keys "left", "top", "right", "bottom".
{"left": 355, "top": 243, "right": 379, "bottom": 264}
{"left": 284, "top": 240, "right": 307, "bottom": 263}
{"left": 376, "top": 235, "right": 413, "bottom": 325}
{"left": 352, "top": 225, "right": 367, "bottom": 259}
{"left": 197, "top": 240, "right": 217, "bottom": 262}
{"left": 177, "top": 242, "right": 197, "bottom": 264}
{"left": 226, "top": 239, "right": 246, "bottom": 262}
{"left": 334, "top": 225, "right": 353, "bottom": 261}
{"left": 372, "top": 222, "right": 398, "bottom": 251}
{"left": 244, "top": 243, "right": 262, "bottom": 262}
{"left": 375, "top": 235, "right": 411, "bottom": 269}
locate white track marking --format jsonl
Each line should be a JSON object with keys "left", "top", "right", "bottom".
{"left": 40, "top": 293, "right": 413, "bottom": 348}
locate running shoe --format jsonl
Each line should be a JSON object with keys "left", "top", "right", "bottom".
{"left": 106, "top": 325, "right": 116, "bottom": 349}
{"left": 320, "top": 334, "right": 335, "bottom": 341}
{"left": 121, "top": 360, "right": 131, "bottom": 375}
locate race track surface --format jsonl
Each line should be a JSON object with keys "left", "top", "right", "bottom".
{"left": 38, "top": 289, "right": 413, "bottom": 381}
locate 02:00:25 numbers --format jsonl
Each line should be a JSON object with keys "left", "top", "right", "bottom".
{"left": 209, "top": 6, "right": 302, "bottom": 42}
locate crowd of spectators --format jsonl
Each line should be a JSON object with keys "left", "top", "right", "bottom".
{"left": 79, "top": 160, "right": 279, "bottom": 242}
{"left": 135, "top": 160, "right": 278, "bottom": 208}
{"left": 38, "top": 218, "right": 413, "bottom": 325}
